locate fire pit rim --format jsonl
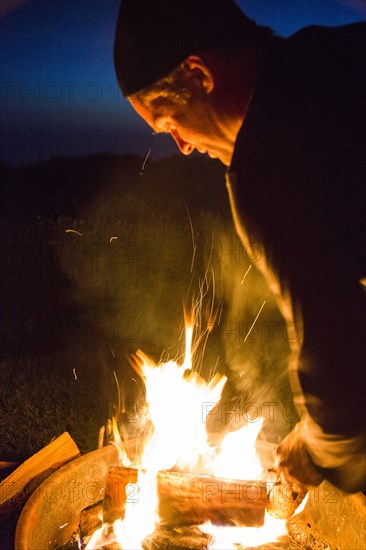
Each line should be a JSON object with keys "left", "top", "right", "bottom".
{"left": 15, "top": 445, "right": 120, "bottom": 549}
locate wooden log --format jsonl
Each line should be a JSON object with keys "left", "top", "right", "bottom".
{"left": 80, "top": 501, "right": 103, "bottom": 543}
{"left": 103, "top": 467, "right": 267, "bottom": 528}
{"left": 102, "top": 466, "right": 138, "bottom": 524}
{"left": 157, "top": 470, "right": 267, "bottom": 527}
{"left": 142, "top": 525, "right": 211, "bottom": 550}
{"left": 79, "top": 501, "right": 120, "bottom": 549}
{"left": 103, "top": 466, "right": 307, "bottom": 526}
{"left": 266, "top": 479, "right": 307, "bottom": 519}
{"left": 0, "top": 432, "right": 80, "bottom": 523}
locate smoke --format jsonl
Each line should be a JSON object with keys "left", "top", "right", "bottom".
{"left": 201, "top": 220, "right": 295, "bottom": 445}
{"left": 57, "top": 155, "right": 295, "bottom": 443}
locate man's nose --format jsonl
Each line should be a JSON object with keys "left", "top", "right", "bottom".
{"left": 170, "top": 129, "right": 193, "bottom": 155}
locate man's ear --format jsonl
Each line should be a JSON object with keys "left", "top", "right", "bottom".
{"left": 181, "top": 55, "right": 215, "bottom": 94}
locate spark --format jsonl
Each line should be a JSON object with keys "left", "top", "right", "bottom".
{"left": 110, "top": 236, "right": 118, "bottom": 242}
{"left": 190, "top": 244, "right": 197, "bottom": 273}
{"left": 140, "top": 147, "right": 151, "bottom": 175}
{"left": 0, "top": 460, "right": 18, "bottom": 469}
{"left": 208, "top": 355, "right": 220, "bottom": 380}
{"left": 131, "top": 377, "right": 141, "bottom": 393}
{"left": 185, "top": 204, "right": 196, "bottom": 273}
{"left": 113, "top": 370, "right": 122, "bottom": 417}
{"left": 241, "top": 264, "right": 252, "bottom": 284}
{"left": 59, "top": 523, "right": 68, "bottom": 529}
{"left": 65, "top": 229, "right": 83, "bottom": 236}
{"left": 73, "top": 368, "right": 77, "bottom": 380}
{"left": 243, "top": 300, "right": 266, "bottom": 342}
{"left": 192, "top": 269, "right": 218, "bottom": 373}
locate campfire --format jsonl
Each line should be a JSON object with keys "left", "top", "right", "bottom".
{"left": 79, "top": 312, "right": 298, "bottom": 549}
{"left": 7, "top": 310, "right": 366, "bottom": 549}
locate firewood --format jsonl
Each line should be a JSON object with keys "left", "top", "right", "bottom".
{"left": 103, "top": 466, "right": 309, "bottom": 526}
{"left": 79, "top": 502, "right": 103, "bottom": 548}
{"left": 102, "top": 466, "right": 138, "bottom": 523}
{"left": 0, "top": 432, "right": 79, "bottom": 523}
{"left": 103, "top": 466, "right": 266, "bottom": 528}
{"left": 80, "top": 502, "right": 103, "bottom": 540}
{"left": 142, "top": 525, "right": 211, "bottom": 550}
{"left": 157, "top": 470, "right": 267, "bottom": 527}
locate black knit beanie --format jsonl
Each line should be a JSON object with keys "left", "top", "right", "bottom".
{"left": 114, "top": 0, "right": 257, "bottom": 97}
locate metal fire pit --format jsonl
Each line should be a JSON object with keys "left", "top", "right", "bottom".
{"left": 15, "top": 446, "right": 120, "bottom": 549}
{"left": 15, "top": 446, "right": 366, "bottom": 549}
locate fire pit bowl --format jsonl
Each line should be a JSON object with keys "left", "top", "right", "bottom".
{"left": 15, "top": 445, "right": 120, "bottom": 549}
{"left": 15, "top": 445, "right": 366, "bottom": 549}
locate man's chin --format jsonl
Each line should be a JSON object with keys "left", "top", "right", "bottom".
{"left": 197, "top": 149, "right": 226, "bottom": 165}
{"left": 209, "top": 151, "right": 228, "bottom": 166}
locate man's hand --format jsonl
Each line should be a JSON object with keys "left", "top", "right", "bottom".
{"left": 266, "top": 421, "right": 323, "bottom": 519}
{"left": 276, "top": 421, "right": 324, "bottom": 488}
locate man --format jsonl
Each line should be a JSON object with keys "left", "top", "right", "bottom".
{"left": 114, "top": 0, "right": 365, "bottom": 492}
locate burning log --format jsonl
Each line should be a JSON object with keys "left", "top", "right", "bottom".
{"left": 0, "top": 432, "right": 79, "bottom": 524}
{"left": 142, "top": 525, "right": 211, "bottom": 550}
{"left": 103, "top": 466, "right": 267, "bottom": 528}
{"left": 80, "top": 502, "right": 103, "bottom": 541}
{"left": 102, "top": 466, "right": 138, "bottom": 523}
{"left": 157, "top": 470, "right": 267, "bottom": 527}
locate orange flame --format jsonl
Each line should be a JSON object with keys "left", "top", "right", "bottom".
{"left": 88, "top": 312, "right": 289, "bottom": 548}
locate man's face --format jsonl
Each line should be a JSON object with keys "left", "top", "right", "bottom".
{"left": 129, "top": 93, "right": 234, "bottom": 166}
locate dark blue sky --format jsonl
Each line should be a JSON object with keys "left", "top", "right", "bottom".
{"left": 1, "top": 0, "right": 365, "bottom": 166}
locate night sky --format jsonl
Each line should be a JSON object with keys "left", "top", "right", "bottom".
{"left": 1, "top": 0, "right": 365, "bottom": 166}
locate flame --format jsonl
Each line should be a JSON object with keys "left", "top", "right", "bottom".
{"left": 113, "top": 470, "right": 158, "bottom": 548}
{"left": 208, "top": 421, "right": 264, "bottom": 480}
{"left": 139, "top": 354, "right": 226, "bottom": 472}
{"left": 182, "top": 308, "right": 194, "bottom": 369}
{"left": 111, "top": 416, "right": 131, "bottom": 467}
{"left": 201, "top": 511, "right": 288, "bottom": 549}
{"left": 292, "top": 491, "right": 309, "bottom": 516}
{"left": 88, "top": 313, "right": 289, "bottom": 549}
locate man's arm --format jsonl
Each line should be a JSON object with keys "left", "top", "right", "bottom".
{"left": 226, "top": 168, "right": 366, "bottom": 493}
